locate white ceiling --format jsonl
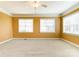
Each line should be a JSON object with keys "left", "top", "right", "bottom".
{"left": 0, "top": 1, "right": 79, "bottom": 17}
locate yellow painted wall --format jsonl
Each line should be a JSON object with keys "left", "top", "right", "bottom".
{"left": 0, "top": 12, "right": 12, "bottom": 42}
{"left": 62, "top": 33, "right": 79, "bottom": 44}
{"left": 0, "top": 7, "right": 79, "bottom": 44}
{"left": 12, "top": 17, "right": 61, "bottom": 38}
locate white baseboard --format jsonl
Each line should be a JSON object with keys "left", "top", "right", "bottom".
{"left": 13, "top": 38, "right": 60, "bottom": 40}
{"left": 0, "top": 38, "right": 12, "bottom": 45}
{"left": 62, "top": 39, "right": 79, "bottom": 48}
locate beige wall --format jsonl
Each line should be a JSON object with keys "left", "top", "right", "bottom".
{"left": 0, "top": 12, "right": 12, "bottom": 42}
{"left": 12, "top": 17, "right": 61, "bottom": 38}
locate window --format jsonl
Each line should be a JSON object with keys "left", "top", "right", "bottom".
{"left": 40, "top": 19, "right": 55, "bottom": 32}
{"left": 63, "top": 11, "right": 79, "bottom": 35}
{"left": 19, "top": 19, "right": 33, "bottom": 32}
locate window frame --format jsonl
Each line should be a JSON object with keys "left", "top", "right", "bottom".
{"left": 40, "top": 18, "right": 55, "bottom": 33}
{"left": 18, "top": 18, "right": 34, "bottom": 33}
{"left": 63, "top": 11, "right": 79, "bottom": 35}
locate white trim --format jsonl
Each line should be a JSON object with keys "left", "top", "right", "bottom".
{"left": 13, "top": 38, "right": 60, "bottom": 40}
{"left": 0, "top": 8, "right": 12, "bottom": 16}
{"left": 62, "top": 2, "right": 79, "bottom": 16}
{"left": 12, "top": 14, "right": 59, "bottom": 17}
{"left": 0, "top": 38, "right": 12, "bottom": 45}
{"left": 62, "top": 39, "right": 79, "bottom": 48}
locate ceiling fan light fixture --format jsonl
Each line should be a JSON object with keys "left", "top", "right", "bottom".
{"left": 32, "top": 1, "right": 40, "bottom": 8}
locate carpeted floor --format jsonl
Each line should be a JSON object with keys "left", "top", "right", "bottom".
{"left": 0, "top": 39, "right": 79, "bottom": 57}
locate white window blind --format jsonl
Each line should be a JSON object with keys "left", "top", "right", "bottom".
{"left": 63, "top": 11, "right": 79, "bottom": 35}
{"left": 40, "top": 19, "right": 55, "bottom": 32}
{"left": 19, "top": 19, "right": 33, "bottom": 32}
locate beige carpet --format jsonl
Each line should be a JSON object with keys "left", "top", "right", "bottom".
{"left": 0, "top": 39, "right": 79, "bottom": 57}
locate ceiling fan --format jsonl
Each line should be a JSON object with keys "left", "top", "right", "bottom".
{"left": 27, "top": 1, "right": 47, "bottom": 8}
{"left": 25, "top": 1, "right": 48, "bottom": 16}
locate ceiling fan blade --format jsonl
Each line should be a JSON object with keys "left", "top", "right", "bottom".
{"left": 25, "top": 1, "right": 47, "bottom": 8}
{"left": 41, "top": 4, "right": 47, "bottom": 8}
